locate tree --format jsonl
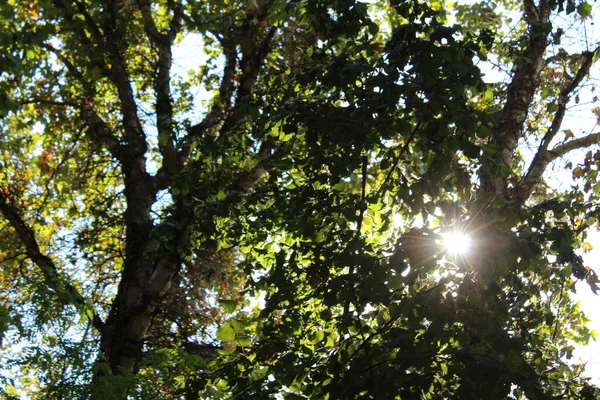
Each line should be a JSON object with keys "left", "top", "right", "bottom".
{"left": 0, "top": 0, "right": 599, "bottom": 398}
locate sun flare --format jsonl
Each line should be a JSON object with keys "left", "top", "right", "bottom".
{"left": 442, "top": 232, "right": 472, "bottom": 255}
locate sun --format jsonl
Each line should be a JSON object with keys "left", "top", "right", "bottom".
{"left": 442, "top": 231, "right": 472, "bottom": 255}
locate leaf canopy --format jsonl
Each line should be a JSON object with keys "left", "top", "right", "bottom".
{"left": 0, "top": 0, "right": 599, "bottom": 399}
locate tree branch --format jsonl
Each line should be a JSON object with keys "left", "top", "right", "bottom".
{"left": 55, "top": 0, "right": 147, "bottom": 161}
{"left": 105, "top": 51, "right": 147, "bottom": 157}
{"left": 217, "top": 26, "right": 277, "bottom": 141}
{"left": 230, "top": 139, "right": 276, "bottom": 193}
{"left": 41, "top": 43, "right": 96, "bottom": 95}
{"left": 185, "top": 3, "right": 276, "bottom": 153}
{"left": 34, "top": 44, "right": 125, "bottom": 162}
{"left": 0, "top": 192, "right": 105, "bottom": 334}
{"left": 71, "top": 0, "right": 104, "bottom": 44}
{"left": 54, "top": 0, "right": 103, "bottom": 47}
{"left": 193, "top": 37, "right": 237, "bottom": 139}
{"left": 136, "top": 0, "right": 181, "bottom": 178}
{"left": 80, "top": 104, "right": 123, "bottom": 160}
{"left": 484, "top": 0, "right": 551, "bottom": 198}
{"left": 550, "top": 131, "right": 600, "bottom": 158}
{"left": 136, "top": 0, "right": 168, "bottom": 44}
{"left": 236, "top": 5, "right": 275, "bottom": 103}
{"left": 94, "top": 0, "right": 275, "bottom": 377}
{"left": 516, "top": 49, "right": 598, "bottom": 204}
{"left": 167, "top": 0, "right": 184, "bottom": 39}
{"left": 181, "top": 36, "right": 237, "bottom": 163}
{"left": 95, "top": 2, "right": 156, "bottom": 236}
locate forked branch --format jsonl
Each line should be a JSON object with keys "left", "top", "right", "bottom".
{"left": 517, "top": 48, "right": 598, "bottom": 204}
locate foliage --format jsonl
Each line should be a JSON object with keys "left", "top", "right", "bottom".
{"left": 0, "top": 0, "right": 600, "bottom": 399}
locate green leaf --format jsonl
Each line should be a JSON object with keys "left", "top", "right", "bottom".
{"left": 577, "top": 2, "right": 592, "bottom": 17}
{"left": 214, "top": 378, "right": 229, "bottom": 391}
{"left": 0, "top": 305, "right": 11, "bottom": 340}
{"left": 217, "top": 322, "right": 235, "bottom": 342}
{"left": 483, "top": 86, "right": 493, "bottom": 102}
{"left": 174, "top": 375, "right": 185, "bottom": 390}
{"left": 476, "top": 124, "right": 489, "bottom": 138}
{"left": 274, "top": 159, "right": 294, "bottom": 170}
{"left": 219, "top": 299, "right": 237, "bottom": 313}
{"left": 236, "top": 336, "right": 252, "bottom": 347}
{"left": 593, "top": 47, "right": 600, "bottom": 64}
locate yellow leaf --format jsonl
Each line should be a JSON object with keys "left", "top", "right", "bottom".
{"left": 584, "top": 242, "right": 593, "bottom": 251}
{"left": 564, "top": 129, "right": 574, "bottom": 139}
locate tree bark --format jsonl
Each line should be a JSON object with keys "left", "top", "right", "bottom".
{"left": 484, "top": 0, "right": 551, "bottom": 198}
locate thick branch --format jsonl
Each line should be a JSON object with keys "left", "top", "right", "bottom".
{"left": 92, "top": 3, "right": 148, "bottom": 162}
{"left": 54, "top": 0, "right": 103, "bottom": 48}
{"left": 136, "top": 0, "right": 168, "bottom": 44}
{"left": 167, "top": 0, "right": 184, "bottom": 38}
{"left": 54, "top": 0, "right": 147, "bottom": 162}
{"left": 105, "top": 49, "right": 147, "bottom": 156}
{"left": 154, "top": 47, "right": 180, "bottom": 174}
{"left": 218, "top": 27, "right": 277, "bottom": 141}
{"left": 80, "top": 104, "right": 123, "bottom": 159}
{"left": 516, "top": 49, "right": 597, "bottom": 203}
{"left": 185, "top": 3, "right": 276, "bottom": 153}
{"left": 170, "top": 34, "right": 240, "bottom": 188}
{"left": 236, "top": 6, "right": 275, "bottom": 102}
{"left": 551, "top": 131, "right": 600, "bottom": 158}
{"left": 514, "top": 132, "right": 600, "bottom": 204}
{"left": 136, "top": 0, "right": 182, "bottom": 43}
{"left": 136, "top": 0, "right": 181, "bottom": 178}
{"left": 485, "top": 0, "right": 551, "bottom": 197}
{"left": 96, "top": 2, "right": 155, "bottom": 230}
{"left": 41, "top": 43, "right": 95, "bottom": 95}
{"left": 0, "top": 192, "right": 105, "bottom": 333}
{"left": 230, "top": 140, "right": 277, "bottom": 192}
{"left": 179, "top": 38, "right": 238, "bottom": 167}
{"left": 72, "top": 0, "right": 104, "bottom": 44}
